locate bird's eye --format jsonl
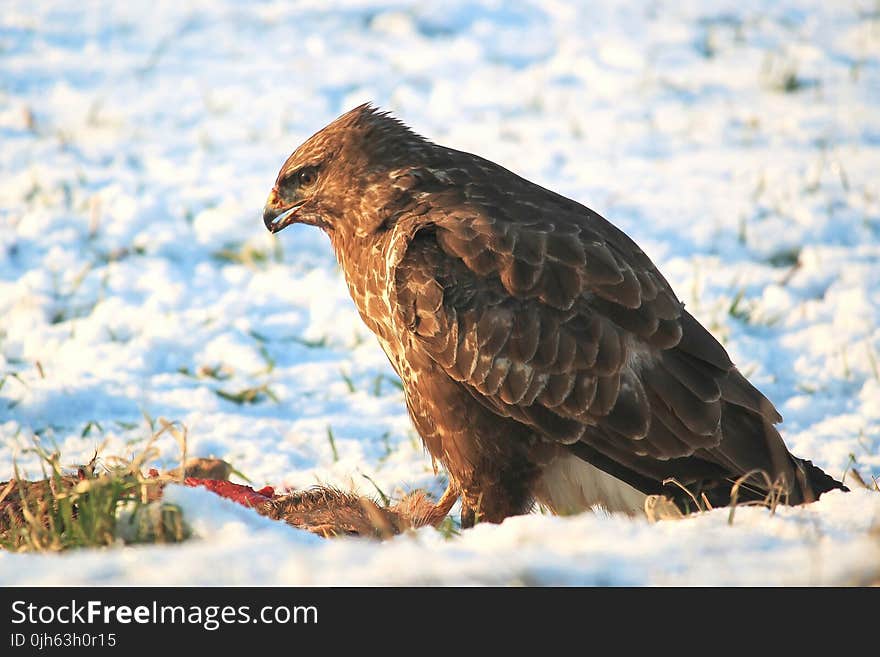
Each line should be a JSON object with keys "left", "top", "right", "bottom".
{"left": 297, "top": 167, "right": 318, "bottom": 187}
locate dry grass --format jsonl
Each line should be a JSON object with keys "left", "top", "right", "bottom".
{"left": 727, "top": 470, "right": 789, "bottom": 526}
{"left": 0, "top": 420, "right": 190, "bottom": 552}
{"left": 1, "top": 420, "right": 461, "bottom": 549}
{"left": 646, "top": 468, "right": 878, "bottom": 526}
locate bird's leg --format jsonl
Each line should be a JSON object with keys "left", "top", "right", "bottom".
{"left": 458, "top": 458, "right": 540, "bottom": 528}
{"left": 460, "top": 505, "right": 477, "bottom": 529}
{"left": 459, "top": 494, "right": 482, "bottom": 529}
{"left": 459, "top": 490, "right": 487, "bottom": 528}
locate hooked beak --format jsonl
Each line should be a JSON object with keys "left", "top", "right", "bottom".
{"left": 263, "top": 202, "right": 305, "bottom": 233}
{"left": 263, "top": 186, "right": 308, "bottom": 233}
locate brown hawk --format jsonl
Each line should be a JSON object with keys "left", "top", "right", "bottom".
{"left": 263, "top": 104, "right": 845, "bottom": 527}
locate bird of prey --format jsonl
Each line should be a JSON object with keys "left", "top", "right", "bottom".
{"left": 263, "top": 104, "right": 845, "bottom": 527}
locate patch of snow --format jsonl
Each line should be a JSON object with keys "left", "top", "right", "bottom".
{"left": 1, "top": 0, "right": 878, "bottom": 584}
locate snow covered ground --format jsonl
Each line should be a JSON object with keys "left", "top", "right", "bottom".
{"left": 1, "top": 0, "right": 879, "bottom": 585}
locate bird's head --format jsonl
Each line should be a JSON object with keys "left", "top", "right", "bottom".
{"left": 263, "top": 103, "right": 429, "bottom": 237}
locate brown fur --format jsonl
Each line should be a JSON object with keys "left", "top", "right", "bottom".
{"left": 0, "top": 459, "right": 458, "bottom": 541}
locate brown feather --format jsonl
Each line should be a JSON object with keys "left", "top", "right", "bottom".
{"left": 265, "top": 104, "right": 844, "bottom": 523}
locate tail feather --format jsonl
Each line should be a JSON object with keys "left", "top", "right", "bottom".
{"left": 792, "top": 456, "right": 848, "bottom": 503}
{"left": 705, "top": 397, "right": 846, "bottom": 507}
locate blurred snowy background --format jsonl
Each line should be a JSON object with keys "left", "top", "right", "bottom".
{"left": 1, "top": 0, "right": 879, "bottom": 584}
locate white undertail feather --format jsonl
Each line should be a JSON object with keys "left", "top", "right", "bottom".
{"left": 534, "top": 453, "right": 647, "bottom": 516}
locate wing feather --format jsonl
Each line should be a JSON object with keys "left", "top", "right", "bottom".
{"left": 388, "top": 165, "right": 805, "bottom": 503}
